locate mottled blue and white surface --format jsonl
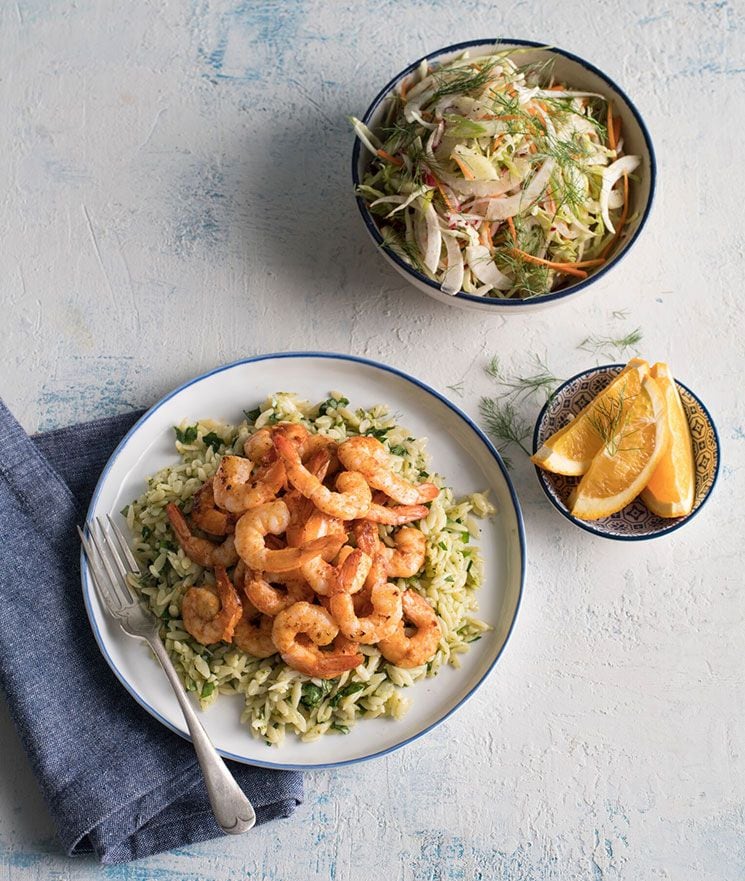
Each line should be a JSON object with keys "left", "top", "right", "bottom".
{"left": 2, "top": 1, "right": 744, "bottom": 878}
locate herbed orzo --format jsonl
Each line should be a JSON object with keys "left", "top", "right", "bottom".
{"left": 124, "top": 392, "right": 494, "bottom": 745}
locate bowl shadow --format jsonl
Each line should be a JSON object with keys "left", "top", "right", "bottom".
{"left": 232, "top": 107, "right": 409, "bottom": 314}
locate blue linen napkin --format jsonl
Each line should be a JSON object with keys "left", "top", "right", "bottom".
{"left": 0, "top": 400, "right": 303, "bottom": 864}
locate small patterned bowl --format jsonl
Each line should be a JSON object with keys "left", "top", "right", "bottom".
{"left": 532, "top": 364, "right": 720, "bottom": 540}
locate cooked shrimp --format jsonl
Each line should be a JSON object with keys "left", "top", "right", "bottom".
{"left": 302, "top": 446, "right": 333, "bottom": 482}
{"left": 364, "top": 549, "right": 388, "bottom": 593}
{"left": 182, "top": 565, "right": 242, "bottom": 645}
{"left": 365, "top": 499, "right": 429, "bottom": 525}
{"left": 233, "top": 608, "right": 276, "bottom": 658}
{"left": 275, "top": 422, "right": 309, "bottom": 447}
{"left": 243, "top": 427, "right": 275, "bottom": 463}
{"left": 284, "top": 450, "right": 341, "bottom": 546}
{"left": 378, "top": 589, "right": 441, "bottom": 668}
{"left": 350, "top": 520, "right": 389, "bottom": 591}
{"left": 288, "top": 508, "right": 346, "bottom": 549}
{"left": 275, "top": 434, "right": 372, "bottom": 519}
{"left": 302, "top": 547, "right": 371, "bottom": 597}
{"left": 328, "top": 580, "right": 402, "bottom": 644}
{"left": 233, "top": 558, "right": 246, "bottom": 588}
{"left": 352, "top": 519, "right": 381, "bottom": 556}
{"left": 243, "top": 422, "right": 308, "bottom": 463}
{"left": 234, "top": 500, "right": 340, "bottom": 573}
{"left": 244, "top": 571, "right": 314, "bottom": 617}
{"left": 190, "top": 479, "right": 235, "bottom": 536}
{"left": 213, "top": 455, "right": 285, "bottom": 515}
{"left": 300, "top": 433, "right": 339, "bottom": 471}
{"left": 337, "top": 436, "right": 439, "bottom": 505}
{"left": 166, "top": 503, "right": 239, "bottom": 568}
{"left": 380, "top": 527, "right": 427, "bottom": 578}
{"left": 272, "top": 602, "right": 363, "bottom": 679}
{"left": 263, "top": 531, "right": 346, "bottom": 585}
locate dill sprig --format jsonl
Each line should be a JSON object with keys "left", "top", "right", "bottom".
{"left": 489, "top": 91, "right": 542, "bottom": 137}
{"left": 578, "top": 327, "right": 644, "bottom": 359}
{"left": 534, "top": 132, "right": 593, "bottom": 212}
{"left": 492, "top": 216, "right": 552, "bottom": 298}
{"left": 496, "top": 248, "right": 551, "bottom": 299}
{"left": 380, "top": 119, "right": 421, "bottom": 154}
{"left": 486, "top": 354, "right": 563, "bottom": 402}
{"left": 380, "top": 226, "right": 427, "bottom": 274}
{"left": 485, "top": 355, "right": 501, "bottom": 379}
{"left": 611, "top": 309, "right": 630, "bottom": 320}
{"left": 479, "top": 397, "right": 532, "bottom": 462}
{"left": 541, "top": 95, "right": 608, "bottom": 141}
{"left": 429, "top": 60, "right": 498, "bottom": 104}
{"left": 446, "top": 381, "right": 465, "bottom": 397}
{"left": 586, "top": 380, "right": 642, "bottom": 456}
{"left": 517, "top": 57, "right": 556, "bottom": 86}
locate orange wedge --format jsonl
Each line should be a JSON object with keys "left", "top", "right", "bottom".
{"left": 570, "top": 374, "right": 668, "bottom": 520}
{"left": 531, "top": 358, "right": 649, "bottom": 475}
{"left": 640, "top": 363, "right": 695, "bottom": 518}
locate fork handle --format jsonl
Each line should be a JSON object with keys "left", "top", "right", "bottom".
{"left": 148, "top": 636, "right": 256, "bottom": 834}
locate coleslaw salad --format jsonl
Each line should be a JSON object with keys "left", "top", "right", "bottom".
{"left": 352, "top": 46, "right": 641, "bottom": 300}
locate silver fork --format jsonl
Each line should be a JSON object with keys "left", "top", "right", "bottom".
{"left": 78, "top": 515, "right": 256, "bottom": 834}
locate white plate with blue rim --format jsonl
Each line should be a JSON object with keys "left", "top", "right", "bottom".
{"left": 81, "top": 352, "right": 525, "bottom": 769}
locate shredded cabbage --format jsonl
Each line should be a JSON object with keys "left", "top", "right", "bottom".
{"left": 353, "top": 50, "right": 641, "bottom": 299}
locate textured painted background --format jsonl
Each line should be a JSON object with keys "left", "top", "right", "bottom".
{"left": 2, "top": 0, "right": 744, "bottom": 878}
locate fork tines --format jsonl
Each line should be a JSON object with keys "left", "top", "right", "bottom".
{"left": 78, "top": 515, "right": 141, "bottom": 616}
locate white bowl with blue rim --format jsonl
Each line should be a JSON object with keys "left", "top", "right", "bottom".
{"left": 81, "top": 353, "right": 525, "bottom": 768}
{"left": 352, "top": 39, "right": 656, "bottom": 314}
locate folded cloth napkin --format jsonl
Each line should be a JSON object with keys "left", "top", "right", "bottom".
{"left": 0, "top": 400, "right": 303, "bottom": 864}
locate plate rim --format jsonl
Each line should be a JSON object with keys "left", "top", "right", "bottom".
{"left": 531, "top": 362, "right": 720, "bottom": 541}
{"left": 81, "top": 351, "right": 527, "bottom": 769}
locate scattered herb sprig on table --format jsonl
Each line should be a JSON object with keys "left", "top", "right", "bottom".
{"left": 485, "top": 355, "right": 563, "bottom": 403}
{"left": 479, "top": 353, "right": 564, "bottom": 468}
{"left": 577, "top": 327, "right": 643, "bottom": 360}
{"left": 479, "top": 397, "right": 532, "bottom": 469}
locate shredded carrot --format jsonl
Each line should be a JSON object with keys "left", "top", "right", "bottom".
{"left": 453, "top": 155, "right": 475, "bottom": 180}
{"left": 399, "top": 77, "right": 410, "bottom": 101}
{"left": 547, "top": 83, "right": 567, "bottom": 91}
{"left": 431, "top": 174, "right": 457, "bottom": 213}
{"left": 607, "top": 101, "right": 617, "bottom": 150}
{"left": 479, "top": 222, "right": 491, "bottom": 247}
{"left": 376, "top": 149, "right": 403, "bottom": 167}
{"left": 510, "top": 248, "right": 589, "bottom": 279}
{"left": 490, "top": 134, "right": 504, "bottom": 153}
{"left": 599, "top": 172, "right": 629, "bottom": 260}
{"left": 613, "top": 115, "right": 622, "bottom": 147}
{"left": 506, "top": 216, "right": 517, "bottom": 244}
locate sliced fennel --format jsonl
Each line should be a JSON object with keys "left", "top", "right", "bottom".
{"left": 353, "top": 49, "right": 640, "bottom": 299}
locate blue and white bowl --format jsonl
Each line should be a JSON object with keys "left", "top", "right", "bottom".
{"left": 352, "top": 39, "right": 656, "bottom": 314}
{"left": 532, "top": 364, "right": 720, "bottom": 540}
